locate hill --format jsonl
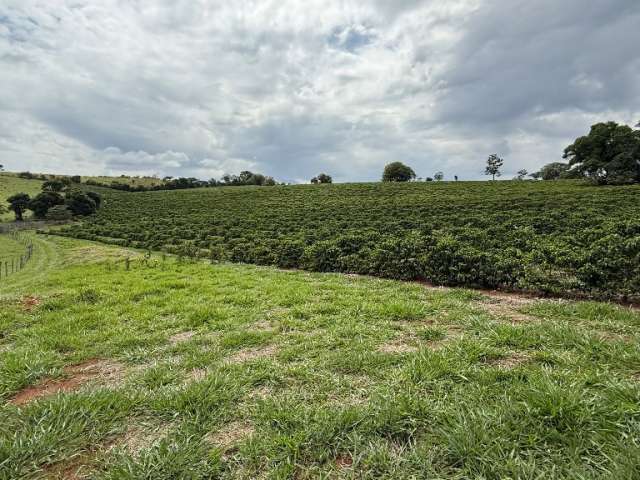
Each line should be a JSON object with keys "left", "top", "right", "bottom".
{"left": 0, "top": 173, "right": 43, "bottom": 221}
{"left": 56, "top": 180, "right": 640, "bottom": 301}
{"left": 1, "top": 234, "right": 639, "bottom": 478}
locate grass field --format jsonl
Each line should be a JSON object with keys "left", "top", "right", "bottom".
{"left": 0, "top": 174, "right": 43, "bottom": 222}
{"left": 58, "top": 180, "right": 640, "bottom": 300}
{"left": 1, "top": 233, "right": 639, "bottom": 479}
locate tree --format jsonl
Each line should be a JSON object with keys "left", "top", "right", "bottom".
{"left": 86, "top": 191, "right": 102, "bottom": 209}
{"left": 311, "top": 173, "right": 332, "bottom": 184}
{"left": 28, "top": 191, "right": 65, "bottom": 218}
{"left": 484, "top": 154, "right": 504, "bottom": 180}
{"left": 563, "top": 121, "right": 640, "bottom": 184}
{"left": 65, "top": 190, "right": 98, "bottom": 216}
{"left": 45, "top": 205, "right": 73, "bottom": 221}
{"left": 264, "top": 176, "right": 276, "bottom": 186}
{"left": 70, "top": 175, "right": 81, "bottom": 183}
{"left": 7, "top": 193, "right": 30, "bottom": 221}
{"left": 382, "top": 162, "right": 416, "bottom": 182}
{"left": 454, "top": 175, "right": 458, "bottom": 181}
{"left": 434, "top": 171, "right": 444, "bottom": 181}
{"left": 0, "top": 164, "right": 4, "bottom": 171}
{"left": 532, "top": 162, "right": 570, "bottom": 180}
{"left": 515, "top": 169, "right": 528, "bottom": 180}
{"left": 42, "top": 180, "right": 65, "bottom": 192}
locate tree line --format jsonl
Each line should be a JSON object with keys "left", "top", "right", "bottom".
{"left": 2, "top": 178, "right": 102, "bottom": 222}
{"left": 374, "top": 121, "right": 640, "bottom": 184}
{"left": 3, "top": 120, "right": 638, "bottom": 190}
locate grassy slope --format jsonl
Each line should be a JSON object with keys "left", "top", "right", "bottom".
{"left": 0, "top": 174, "right": 43, "bottom": 221}
{"left": 0, "top": 234, "right": 639, "bottom": 478}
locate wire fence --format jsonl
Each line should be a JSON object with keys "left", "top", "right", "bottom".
{"left": 0, "top": 231, "right": 35, "bottom": 281}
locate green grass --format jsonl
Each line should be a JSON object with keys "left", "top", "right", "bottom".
{"left": 0, "top": 174, "right": 43, "bottom": 222}
{"left": 1, "top": 234, "right": 639, "bottom": 478}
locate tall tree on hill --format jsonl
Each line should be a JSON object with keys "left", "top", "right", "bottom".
{"left": 563, "top": 121, "right": 640, "bottom": 184}
{"left": 382, "top": 162, "right": 416, "bottom": 182}
{"left": 7, "top": 193, "right": 30, "bottom": 221}
{"left": 484, "top": 154, "right": 504, "bottom": 180}
{"left": 311, "top": 173, "right": 332, "bottom": 184}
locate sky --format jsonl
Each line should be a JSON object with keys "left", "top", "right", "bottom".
{"left": 1, "top": 0, "right": 639, "bottom": 183}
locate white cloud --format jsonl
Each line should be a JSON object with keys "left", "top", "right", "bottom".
{"left": 0, "top": 0, "right": 638, "bottom": 182}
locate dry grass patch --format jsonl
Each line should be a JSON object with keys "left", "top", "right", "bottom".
{"left": 485, "top": 352, "right": 530, "bottom": 369}
{"left": 10, "top": 359, "right": 125, "bottom": 405}
{"left": 205, "top": 421, "right": 254, "bottom": 453}
{"left": 113, "top": 422, "right": 172, "bottom": 457}
{"left": 169, "top": 330, "right": 196, "bottom": 345}
{"left": 378, "top": 341, "right": 418, "bottom": 354}
{"left": 480, "top": 292, "right": 539, "bottom": 323}
{"left": 226, "top": 345, "right": 278, "bottom": 364}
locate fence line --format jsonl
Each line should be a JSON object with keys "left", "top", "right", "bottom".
{"left": 0, "top": 231, "right": 35, "bottom": 281}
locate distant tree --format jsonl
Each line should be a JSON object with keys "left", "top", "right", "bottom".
{"left": 86, "top": 191, "right": 102, "bottom": 209}
{"left": 18, "top": 171, "right": 36, "bottom": 179}
{"left": 7, "top": 193, "right": 30, "bottom": 221}
{"left": 484, "top": 154, "right": 504, "bottom": 180}
{"left": 70, "top": 175, "right": 81, "bottom": 183}
{"left": 532, "top": 162, "right": 570, "bottom": 180}
{"left": 454, "top": 175, "right": 458, "bottom": 181}
{"left": 515, "top": 169, "right": 528, "bottom": 180}
{"left": 264, "top": 176, "right": 276, "bottom": 186}
{"left": 434, "top": 171, "right": 444, "bottom": 181}
{"left": 425, "top": 177, "right": 433, "bottom": 182}
{"left": 382, "top": 162, "right": 416, "bottom": 182}
{"left": 0, "top": 164, "right": 4, "bottom": 171}
{"left": 42, "top": 179, "right": 65, "bottom": 192}
{"left": 563, "top": 121, "right": 640, "bottom": 184}
{"left": 65, "top": 190, "right": 98, "bottom": 216}
{"left": 28, "top": 191, "right": 65, "bottom": 218}
{"left": 311, "top": 173, "right": 332, "bottom": 184}
{"left": 45, "top": 205, "right": 73, "bottom": 221}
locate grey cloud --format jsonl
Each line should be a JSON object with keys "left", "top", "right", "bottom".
{"left": 0, "top": 0, "right": 639, "bottom": 182}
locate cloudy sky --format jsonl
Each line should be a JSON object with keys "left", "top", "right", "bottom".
{"left": 1, "top": 0, "right": 639, "bottom": 182}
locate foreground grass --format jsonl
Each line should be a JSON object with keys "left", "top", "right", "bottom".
{"left": 0, "top": 235, "right": 639, "bottom": 479}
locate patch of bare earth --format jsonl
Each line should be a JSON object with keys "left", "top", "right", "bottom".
{"left": 114, "top": 422, "right": 172, "bottom": 457}
{"left": 380, "top": 325, "right": 463, "bottom": 353}
{"left": 41, "top": 450, "right": 98, "bottom": 480}
{"left": 226, "top": 345, "right": 278, "bottom": 364}
{"left": 248, "top": 385, "right": 273, "bottom": 400}
{"left": 251, "top": 320, "right": 273, "bottom": 332}
{"left": 9, "top": 359, "right": 125, "bottom": 406}
{"left": 378, "top": 341, "right": 418, "bottom": 354}
{"left": 480, "top": 292, "right": 539, "bottom": 323}
{"left": 169, "top": 330, "right": 196, "bottom": 345}
{"left": 20, "top": 294, "right": 41, "bottom": 311}
{"left": 206, "top": 421, "right": 254, "bottom": 454}
{"left": 335, "top": 454, "right": 354, "bottom": 469}
{"left": 485, "top": 352, "right": 529, "bottom": 369}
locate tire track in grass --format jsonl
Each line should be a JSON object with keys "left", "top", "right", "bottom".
{"left": 0, "top": 233, "right": 62, "bottom": 295}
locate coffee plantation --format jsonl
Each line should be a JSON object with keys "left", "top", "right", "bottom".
{"left": 54, "top": 180, "right": 640, "bottom": 301}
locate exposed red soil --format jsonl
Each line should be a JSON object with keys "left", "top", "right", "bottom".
{"left": 9, "top": 359, "right": 123, "bottom": 406}
{"left": 20, "top": 295, "right": 41, "bottom": 311}
{"left": 335, "top": 454, "right": 354, "bottom": 469}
